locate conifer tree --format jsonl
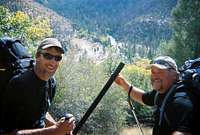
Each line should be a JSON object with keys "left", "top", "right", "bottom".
{"left": 171, "top": 0, "right": 200, "bottom": 64}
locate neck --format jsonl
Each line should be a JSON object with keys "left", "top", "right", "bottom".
{"left": 34, "top": 66, "right": 50, "bottom": 81}
{"left": 160, "top": 81, "right": 176, "bottom": 94}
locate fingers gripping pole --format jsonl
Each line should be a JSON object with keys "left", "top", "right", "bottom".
{"left": 73, "top": 62, "right": 125, "bottom": 135}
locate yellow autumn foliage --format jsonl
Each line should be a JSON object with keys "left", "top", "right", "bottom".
{"left": 122, "top": 58, "right": 151, "bottom": 90}
{"left": 0, "top": 6, "right": 53, "bottom": 50}
{"left": 26, "top": 18, "right": 52, "bottom": 41}
{"left": 124, "top": 58, "right": 151, "bottom": 77}
{"left": 10, "top": 11, "right": 29, "bottom": 25}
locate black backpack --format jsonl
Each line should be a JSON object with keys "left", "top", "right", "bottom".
{"left": 155, "top": 58, "right": 200, "bottom": 130}
{"left": 0, "top": 37, "right": 34, "bottom": 99}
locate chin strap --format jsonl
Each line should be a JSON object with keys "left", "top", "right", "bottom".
{"left": 128, "top": 86, "right": 144, "bottom": 135}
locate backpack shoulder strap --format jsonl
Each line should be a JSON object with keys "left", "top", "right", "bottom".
{"left": 154, "top": 83, "right": 179, "bottom": 126}
{"left": 48, "top": 77, "right": 56, "bottom": 102}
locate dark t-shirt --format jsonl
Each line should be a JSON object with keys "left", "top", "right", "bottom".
{"left": 1, "top": 69, "right": 56, "bottom": 132}
{"left": 142, "top": 85, "right": 194, "bottom": 135}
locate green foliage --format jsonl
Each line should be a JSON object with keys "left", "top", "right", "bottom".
{"left": 51, "top": 54, "right": 128, "bottom": 135}
{"left": 50, "top": 54, "right": 153, "bottom": 134}
{"left": 156, "top": 40, "right": 176, "bottom": 57}
{"left": 102, "top": 46, "right": 121, "bottom": 74}
{"left": 169, "top": 0, "right": 200, "bottom": 65}
{"left": 75, "top": 27, "right": 110, "bottom": 48}
{"left": 0, "top": 6, "right": 11, "bottom": 36}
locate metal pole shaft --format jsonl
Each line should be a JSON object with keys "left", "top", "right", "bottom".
{"left": 131, "top": 108, "right": 144, "bottom": 135}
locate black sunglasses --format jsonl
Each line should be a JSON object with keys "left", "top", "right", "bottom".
{"left": 41, "top": 52, "right": 62, "bottom": 62}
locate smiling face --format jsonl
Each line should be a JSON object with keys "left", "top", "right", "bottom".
{"left": 36, "top": 47, "right": 63, "bottom": 79}
{"left": 151, "top": 66, "right": 178, "bottom": 93}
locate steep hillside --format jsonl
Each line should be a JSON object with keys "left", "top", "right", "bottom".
{"left": 0, "top": 0, "right": 74, "bottom": 43}
{"left": 37, "top": 0, "right": 177, "bottom": 57}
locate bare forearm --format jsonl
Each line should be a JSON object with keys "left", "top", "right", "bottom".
{"left": 16, "top": 126, "right": 58, "bottom": 135}
{"left": 123, "top": 84, "right": 145, "bottom": 105}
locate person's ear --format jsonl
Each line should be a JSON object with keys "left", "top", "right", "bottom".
{"left": 172, "top": 71, "right": 179, "bottom": 80}
{"left": 35, "top": 52, "right": 41, "bottom": 61}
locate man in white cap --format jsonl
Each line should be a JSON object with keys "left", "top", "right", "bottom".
{"left": 1, "top": 38, "right": 75, "bottom": 135}
{"left": 115, "top": 56, "right": 195, "bottom": 135}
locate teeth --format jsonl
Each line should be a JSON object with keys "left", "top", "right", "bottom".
{"left": 153, "top": 80, "right": 161, "bottom": 84}
{"left": 47, "top": 66, "right": 54, "bottom": 70}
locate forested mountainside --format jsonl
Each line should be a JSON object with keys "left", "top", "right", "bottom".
{"left": 37, "top": 0, "right": 177, "bottom": 58}
{"left": 0, "top": 0, "right": 178, "bottom": 59}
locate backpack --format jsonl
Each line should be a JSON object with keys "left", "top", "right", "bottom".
{"left": 0, "top": 37, "right": 34, "bottom": 97}
{"left": 155, "top": 58, "right": 200, "bottom": 129}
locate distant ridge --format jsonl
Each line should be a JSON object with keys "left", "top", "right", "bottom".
{"left": 36, "top": 0, "right": 178, "bottom": 57}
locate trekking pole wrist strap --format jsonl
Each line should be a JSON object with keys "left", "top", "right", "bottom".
{"left": 128, "top": 85, "right": 133, "bottom": 96}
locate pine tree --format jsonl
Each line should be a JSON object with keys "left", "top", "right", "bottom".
{"left": 171, "top": 0, "right": 200, "bottom": 65}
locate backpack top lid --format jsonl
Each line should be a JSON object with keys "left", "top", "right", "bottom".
{"left": 0, "top": 37, "right": 32, "bottom": 69}
{"left": 179, "top": 58, "right": 200, "bottom": 94}
{"left": 180, "top": 58, "right": 200, "bottom": 70}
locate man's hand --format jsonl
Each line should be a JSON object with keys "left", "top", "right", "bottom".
{"left": 115, "top": 74, "right": 125, "bottom": 85}
{"left": 115, "top": 74, "right": 145, "bottom": 104}
{"left": 115, "top": 74, "right": 130, "bottom": 91}
{"left": 3, "top": 117, "right": 76, "bottom": 135}
{"left": 55, "top": 117, "right": 75, "bottom": 135}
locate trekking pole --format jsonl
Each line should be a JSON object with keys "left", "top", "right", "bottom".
{"left": 128, "top": 86, "right": 144, "bottom": 135}
{"left": 73, "top": 62, "right": 125, "bottom": 135}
